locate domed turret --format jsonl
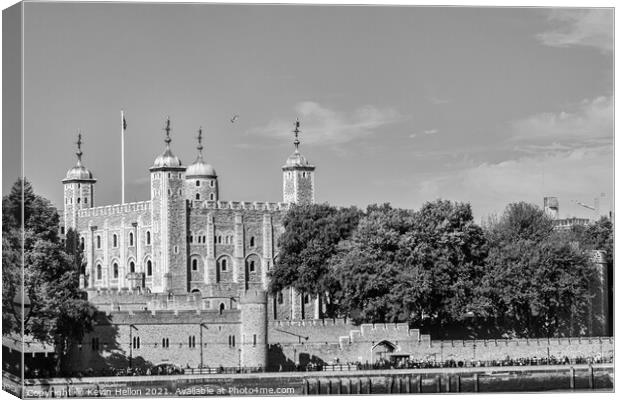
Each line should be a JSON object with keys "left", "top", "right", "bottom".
{"left": 282, "top": 120, "right": 315, "bottom": 205}
{"left": 185, "top": 127, "right": 219, "bottom": 202}
{"left": 186, "top": 161, "right": 216, "bottom": 177}
{"left": 148, "top": 118, "right": 187, "bottom": 294}
{"left": 152, "top": 118, "right": 182, "bottom": 168}
{"left": 62, "top": 133, "right": 96, "bottom": 234}
{"left": 63, "top": 133, "right": 96, "bottom": 183}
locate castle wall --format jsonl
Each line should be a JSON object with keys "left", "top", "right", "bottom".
{"left": 76, "top": 201, "right": 152, "bottom": 290}
{"left": 185, "top": 201, "right": 288, "bottom": 300}
{"left": 266, "top": 319, "right": 615, "bottom": 368}
{"left": 67, "top": 310, "right": 244, "bottom": 372}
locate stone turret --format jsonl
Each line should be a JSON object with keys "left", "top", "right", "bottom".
{"left": 239, "top": 289, "right": 268, "bottom": 368}
{"left": 282, "top": 120, "right": 315, "bottom": 205}
{"left": 149, "top": 117, "right": 187, "bottom": 293}
{"left": 185, "top": 127, "right": 219, "bottom": 202}
{"left": 62, "top": 132, "right": 96, "bottom": 234}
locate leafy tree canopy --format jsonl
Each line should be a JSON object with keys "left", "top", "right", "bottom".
{"left": 1, "top": 178, "right": 95, "bottom": 374}
{"left": 268, "top": 203, "right": 361, "bottom": 316}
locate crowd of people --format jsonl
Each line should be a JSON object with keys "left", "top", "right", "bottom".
{"left": 17, "top": 353, "right": 613, "bottom": 379}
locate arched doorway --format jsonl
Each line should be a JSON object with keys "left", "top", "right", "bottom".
{"left": 371, "top": 340, "right": 398, "bottom": 363}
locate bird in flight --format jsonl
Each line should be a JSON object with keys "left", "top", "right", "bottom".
{"left": 230, "top": 115, "right": 239, "bottom": 123}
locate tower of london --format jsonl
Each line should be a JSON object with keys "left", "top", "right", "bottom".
{"left": 60, "top": 118, "right": 321, "bottom": 370}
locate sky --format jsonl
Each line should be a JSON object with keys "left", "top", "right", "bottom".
{"left": 14, "top": 3, "right": 613, "bottom": 221}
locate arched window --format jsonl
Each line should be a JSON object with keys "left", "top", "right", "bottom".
{"left": 113, "top": 234, "right": 118, "bottom": 247}
{"left": 249, "top": 260, "right": 255, "bottom": 272}
{"left": 192, "top": 259, "right": 198, "bottom": 271}
{"left": 129, "top": 261, "right": 135, "bottom": 273}
{"left": 96, "top": 235, "right": 101, "bottom": 249}
{"left": 196, "top": 180, "right": 200, "bottom": 187}
{"left": 189, "top": 235, "right": 193, "bottom": 243}
{"left": 96, "top": 264, "right": 102, "bottom": 280}
{"left": 221, "top": 259, "right": 227, "bottom": 272}
{"left": 113, "top": 263, "right": 119, "bottom": 279}
{"left": 217, "top": 236, "right": 222, "bottom": 244}
{"left": 210, "top": 180, "right": 215, "bottom": 188}
{"left": 219, "top": 303, "right": 225, "bottom": 315}
{"left": 77, "top": 198, "right": 81, "bottom": 204}
{"left": 146, "top": 231, "right": 151, "bottom": 245}
{"left": 202, "top": 235, "right": 206, "bottom": 243}
{"left": 249, "top": 237, "right": 255, "bottom": 247}
{"left": 80, "top": 237, "right": 85, "bottom": 250}
{"left": 147, "top": 260, "right": 152, "bottom": 276}
{"left": 209, "top": 193, "right": 215, "bottom": 200}
{"left": 196, "top": 193, "right": 200, "bottom": 200}
{"left": 277, "top": 292, "right": 283, "bottom": 304}
{"left": 129, "top": 232, "right": 134, "bottom": 246}
{"left": 84, "top": 197, "right": 88, "bottom": 205}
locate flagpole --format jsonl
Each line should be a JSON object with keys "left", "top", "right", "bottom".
{"left": 121, "top": 109, "right": 125, "bottom": 204}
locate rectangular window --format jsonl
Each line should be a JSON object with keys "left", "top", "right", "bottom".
{"left": 253, "top": 334, "right": 257, "bottom": 347}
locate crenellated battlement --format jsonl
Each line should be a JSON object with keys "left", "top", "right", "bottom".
{"left": 96, "top": 309, "right": 242, "bottom": 325}
{"left": 188, "top": 200, "right": 291, "bottom": 211}
{"left": 77, "top": 200, "right": 151, "bottom": 217}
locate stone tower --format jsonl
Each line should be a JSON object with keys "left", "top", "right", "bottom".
{"left": 239, "top": 289, "right": 268, "bottom": 368}
{"left": 185, "top": 127, "right": 219, "bottom": 202}
{"left": 544, "top": 196, "right": 559, "bottom": 219}
{"left": 149, "top": 118, "right": 188, "bottom": 293}
{"left": 62, "top": 133, "right": 96, "bottom": 234}
{"left": 282, "top": 120, "right": 315, "bottom": 205}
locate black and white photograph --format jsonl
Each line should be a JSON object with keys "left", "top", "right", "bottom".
{"left": 1, "top": 1, "right": 615, "bottom": 397}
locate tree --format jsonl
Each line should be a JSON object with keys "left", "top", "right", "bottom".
{"left": 2, "top": 178, "right": 96, "bottom": 374}
{"left": 65, "top": 228, "right": 86, "bottom": 275}
{"left": 481, "top": 202, "right": 595, "bottom": 338}
{"left": 2, "top": 234, "right": 22, "bottom": 334}
{"left": 25, "top": 239, "right": 96, "bottom": 374}
{"left": 268, "top": 203, "right": 361, "bottom": 317}
{"left": 333, "top": 200, "right": 487, "bottom": 331}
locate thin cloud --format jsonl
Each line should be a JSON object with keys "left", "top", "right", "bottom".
{"left": 410, "top": 128, "right": 439, "bottom": 139}
{"left": 429, "top": 96, "right": 451, "bottom": 105}
{"left": 248, "top": 101, "right": 405, "bottom": 146}
{"left": 510, "top": 96, "right": 612, "bottom": 144}
{"left": 537, "top": 9, "right": 613, "bottom": 53}
{"left": 414, "top": 146, "right": 612, "bottom": 220}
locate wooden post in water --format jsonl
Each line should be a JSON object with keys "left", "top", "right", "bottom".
{"left": 367, "top": 377, "right": 372, "bottom": 394}
{"left": 588, "top": 365, "right": 594, "bottom": 389}
{"left": 474, "top": 373, "right": 479, "bottom": 392}
{"left": 387, "top": 377, "right": 393, "bottom": 394}
{"left": 417, "top": 376, "right": 423, "bottom": 393}
{"left": 436, "top": 375, "right": 441, "bottom": 393}
{"left": 407, "top": 375, "right": 412, "bottom": 393}
{"left": 446, "top": 375, "right": 451, "bottom": 392}
{"left": 455, "top": 375, "right": 461, "bottom": 392}
{"left": 569, "top": 367, "right": 575, "bottom": 389}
